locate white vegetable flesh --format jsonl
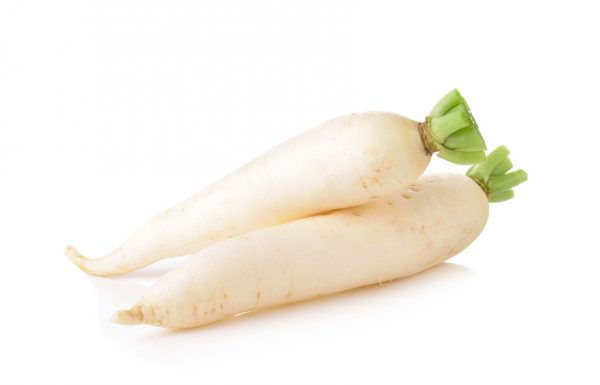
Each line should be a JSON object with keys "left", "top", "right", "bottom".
{"left": 113, "top": 173, "right": 488, "bottom": 328}
{"left": 67, "top": 112, "right": 430, "bottom": 276}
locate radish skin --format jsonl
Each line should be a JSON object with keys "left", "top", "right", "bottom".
{"left": 113, "top": 173, "right": 489, "bottom": 328}
{"left": 67, "top": 113, "right": 427, "bottom": 275}
{"left": 66, "top": 90, "right": 485, "bottom": 276}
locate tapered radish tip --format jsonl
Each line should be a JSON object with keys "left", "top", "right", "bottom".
{"left": 65, "top": 247, "right": 116, "bottom": 277}
{"left": 64, "top": 245, "right": 93, "bottom": 273}
{"left": 64, "top": 245, "right": 77, "bottom": 257}
{"left": 64, "top": 244, "right": 83, "bottom": 263}
{"left": 111, "top": 310, "right": 142, "bottom": 325}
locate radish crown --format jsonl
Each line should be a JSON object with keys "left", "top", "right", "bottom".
{"left": 421, "top": 89, "right": 486, "bottom": 164}
{"left": 467, "top": 145, "right": 528, "bottom": 202}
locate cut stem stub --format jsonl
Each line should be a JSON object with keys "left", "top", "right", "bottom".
{"left": 467, "top": 145, "right": 528, "bottom": 203}
{"left": 421, "top": 89, "right": 486, "bottom": 164}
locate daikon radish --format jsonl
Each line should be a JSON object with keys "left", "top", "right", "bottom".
{"left": 66, "top": 89, "right": 485, "bottom": 276}
{"left": 113, "top": 152, "right": 525, "bottom": 329}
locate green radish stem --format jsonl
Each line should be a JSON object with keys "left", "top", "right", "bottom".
{"left": 437, "top": 149, "right": 486, "bottom": 165}
{"left": 467, "top": 145, "right": 528, "bottom": 202}
{"left": 421, "top": 89, "right": 486, "bottom": 164}
{"left": 491, "top": 158, "right": 513, "bottom": 176}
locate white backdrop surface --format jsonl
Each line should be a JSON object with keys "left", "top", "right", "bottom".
{"left": 1, "top": 1, "right": 598, "bottom": 384}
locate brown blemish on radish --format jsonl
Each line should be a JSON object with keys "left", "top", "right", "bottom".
{"left": 373, "top": 160, "right": 396, "bottom": 174}
{"left": 360, "top": 176, "right": 382, "bottom": 189}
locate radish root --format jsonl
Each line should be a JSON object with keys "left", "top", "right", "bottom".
{"left": 64, "top": 245, "right": 85, "bottom": 269}
{"left": 63, "top": 89, "right": 489, "bottom": 278}
{"left": 64, "top": 245, "right": 123, "bottom": 277}
{"left": 111, "top": 310, "right": 142, "bottom": 325}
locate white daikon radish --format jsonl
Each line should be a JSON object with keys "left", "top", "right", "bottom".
{"left": 114, "top": 152, "right": 527, "bottom": 329}
{"left": 66, "top": 89, "right": 485, "bottom": 276}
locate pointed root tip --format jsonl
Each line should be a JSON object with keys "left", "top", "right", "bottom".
{"left": 111, "top": 310, "right": 142, "bottom": 325}
{"left": 64, "top": 245, "right": 110, "bottom": 276}
{"left": 64, "top": 245, "right": 86, "bottom": 268}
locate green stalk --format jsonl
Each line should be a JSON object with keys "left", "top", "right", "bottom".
{"left": 466, "top": 145, "right": 528, "bottom": 203}
{"left": 490, "top": 158, "right": 513, "bottom": 176}
{"left": 444, "top": 127, "right": 487, "bottom": 151}
{"left": 429, "top": 88, "right": 465, "bottom": 118}
{"left": 421, "top": 89, "right": 486, "bottom": 165}
{"left": 489, "top": 190, "right": 515, "bottom": 203}
{"left": 468, "top": 145, "right": 509, "bottom": 181}
{"left": 438, "top": 149, "right": 486, "bottom": 165}
{"left": 488, "top": 170, "right": 528, "bottom": 193}
{"left": 430, "top": 104, "right": 473, "bottom": 142}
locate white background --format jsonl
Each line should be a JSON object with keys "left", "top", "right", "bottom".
{"left": 1, "top": 1, "right": 598, "bottom": 384}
